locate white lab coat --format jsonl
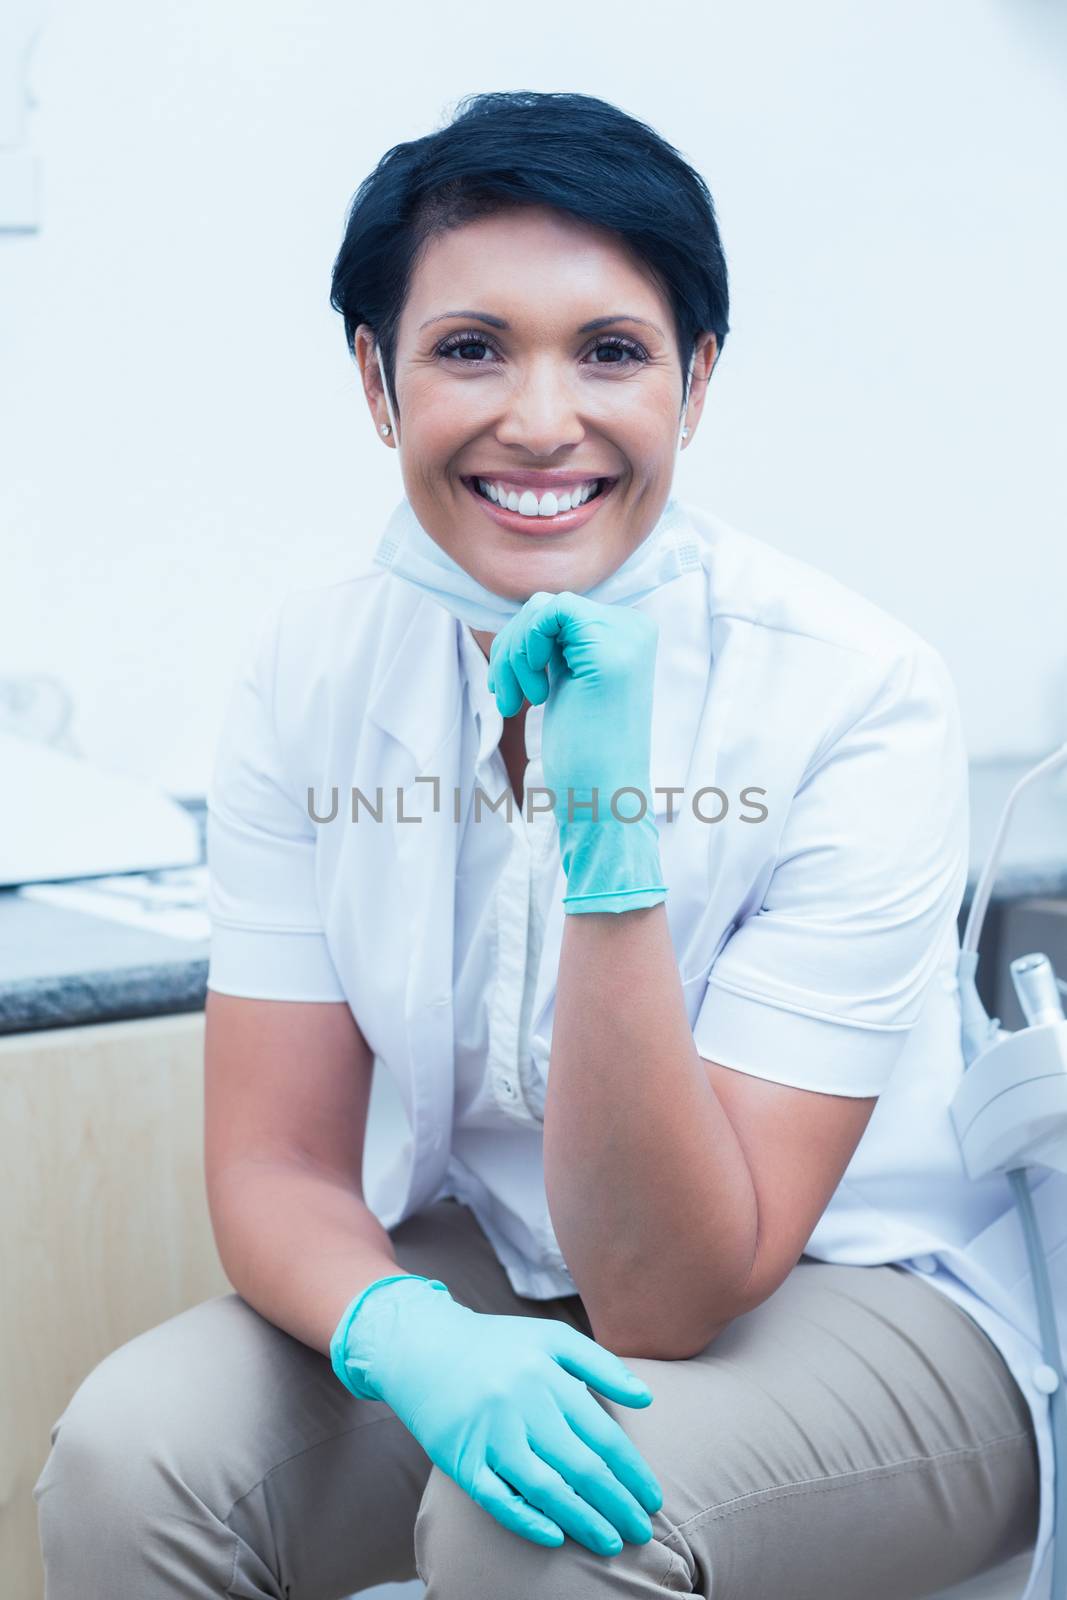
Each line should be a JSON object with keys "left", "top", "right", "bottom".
{"left": 206, "top": 497, "right": 1063, "bottom": 1600}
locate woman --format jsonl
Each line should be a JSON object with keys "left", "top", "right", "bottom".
{"left": 35, "top": 91, "right": 1046, "bottom": 1600}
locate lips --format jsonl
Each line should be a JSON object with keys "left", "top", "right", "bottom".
{"left": 460, "top": 473, "right": 618, "bottom": 534}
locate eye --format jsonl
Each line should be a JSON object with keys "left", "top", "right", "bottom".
{"left": 435, "top": 331, "right": 500, "bottom": 363}
{"left": 586, "top": 335, "right": 649, "bottom": 365}
{"left": 433, "top": 331, "right": 650, "bottom": 366}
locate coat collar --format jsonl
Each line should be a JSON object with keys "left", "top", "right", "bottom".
{"left": 365, "top": 578, "right": 464, "bottom": 773}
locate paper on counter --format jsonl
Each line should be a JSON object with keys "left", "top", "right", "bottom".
{"left": 19, "top": 865, "right": 211, "bottom": 942}
{"left": 1, "top": 730, "right": 202, "bottom": 888}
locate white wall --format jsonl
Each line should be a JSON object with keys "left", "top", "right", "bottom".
{"left": 3, "top": 0, "right": 1065, "bottom": 791}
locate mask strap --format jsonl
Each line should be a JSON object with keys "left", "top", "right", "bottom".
{"left": 376, "top": 342, "right": 400, "bottom": 451}
{"left": 679, "top": 350, "right": 696, "bottom": 448}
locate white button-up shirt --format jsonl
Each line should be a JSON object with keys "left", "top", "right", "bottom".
{"left": 445, "top": 620, "right": 571, "bottom": 1294}
{"left": 206, "top": 496, "right": 1063, "bottom": 1600}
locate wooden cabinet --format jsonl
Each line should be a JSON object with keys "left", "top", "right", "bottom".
{"left": 0, "top": 1012, "right": 225, "bottom": 1600}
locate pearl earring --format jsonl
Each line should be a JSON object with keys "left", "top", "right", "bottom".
{"left": 380, "top": 423, "right": 392, "bottom": 436}
{"left": 681, "top": 426, "right": 690, "bottom": 439}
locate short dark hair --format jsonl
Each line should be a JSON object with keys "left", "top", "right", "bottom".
{"left": 330, "top": 91, "right": 729, "bottom": 423}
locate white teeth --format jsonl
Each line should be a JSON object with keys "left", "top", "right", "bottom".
{"left": 475, "top": 478, "right": 600, "bottom": 516}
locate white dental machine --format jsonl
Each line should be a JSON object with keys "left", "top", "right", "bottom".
{"left": 953, "top": 742, "right": 1067, "bottom": 1599}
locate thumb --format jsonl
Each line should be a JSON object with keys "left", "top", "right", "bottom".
{"left": 549, "top": 1322, "right": 654, "bottom": 1408}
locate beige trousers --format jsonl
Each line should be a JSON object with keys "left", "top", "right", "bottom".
{"left": 34, "top": 1196, "right": 1038, "bottom": 1599}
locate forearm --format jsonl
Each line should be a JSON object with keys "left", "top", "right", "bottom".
{"left": 207, "top": 1156, "right": 412, "bottom": 1357}
{"left": 544, "top": 903, "right": 758, "bottom": 1359}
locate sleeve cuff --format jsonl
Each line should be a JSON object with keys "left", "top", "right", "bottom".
{"left": 692, "top": 977, "right": 912, "bottom": 1098}
{"left": 206, "top": 924, "right": 347, "bottom": 1002}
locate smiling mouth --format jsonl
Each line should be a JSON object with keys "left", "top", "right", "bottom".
{"left": 463, "top": 476, "right": 611, "bottom": 515}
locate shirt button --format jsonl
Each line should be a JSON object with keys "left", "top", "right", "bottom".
{"left": 911, "top": 1254, "right": 939, "bottom": 1274}
{"left": 1033, "top": 1364, "right": 1060, "bottom": 1395}
{"left": 498, "top": 1079, "right": 516, "bottom": 1098}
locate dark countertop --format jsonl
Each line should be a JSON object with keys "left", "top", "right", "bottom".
{"left": 2, "top": 762, "right": 1065, "bottom": 1037}
{"left": 0, "top": 798, "right": 211, "bottom": 1037}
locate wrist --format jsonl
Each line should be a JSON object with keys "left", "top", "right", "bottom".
{"left": 330, "top": 1274, "right": 449, "bottom": 1400}
{"left": 557, "top": 810, "right": 667, "bottom": 914}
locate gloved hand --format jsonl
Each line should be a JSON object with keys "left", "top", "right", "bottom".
{"left": 330, "top": 1273, "right": 664, "bottom": 1555}
{"left": 488, "top": 591, "right": 666, "bottom": 913}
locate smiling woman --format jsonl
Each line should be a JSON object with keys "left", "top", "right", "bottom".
{"left": 35, "top": 91, "right": 1045, "bottom": 1600}
{"left": 329, "top": 96, "right": 726, "bottom": 600}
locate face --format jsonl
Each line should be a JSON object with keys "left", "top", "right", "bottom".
{"left": 354, "top": 205, "right": 717, "bottom": 625}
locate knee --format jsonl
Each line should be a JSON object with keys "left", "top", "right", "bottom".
{"left": 35, "top": 1335, "right": 180, "bottom": 1546}
{"left": 34, "top": 1296, "right": 247, "bottom": 1548}
{"left": 414, "top": 1465, "right": 691, "bottom": 1597}
{"left": 34, "top": 1362, "right": 154, "bottom": 1591}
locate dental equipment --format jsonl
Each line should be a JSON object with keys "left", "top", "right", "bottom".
{"left": 952, "top": 741, "right": 1067, "bottom": 1599}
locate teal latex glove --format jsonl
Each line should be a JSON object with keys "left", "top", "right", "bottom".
{"left": 330, "top": 1274, "right": 664, "bottom": 1555}
{"left": 488, "top": 591, "right": 667, "bottom": 913}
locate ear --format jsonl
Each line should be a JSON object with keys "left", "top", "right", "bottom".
{"left": 353, "top": 324, "right": 394, "bottom": 444}
{"left": 680, "top": 332, "right": 719, "bottom": 447}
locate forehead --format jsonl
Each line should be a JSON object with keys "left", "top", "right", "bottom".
{"left": 400, "top": 205, "right": 671, "bottom": 335}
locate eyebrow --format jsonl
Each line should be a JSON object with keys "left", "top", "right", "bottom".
{"left": 418, "top": 309, "right": 665, "bottom": 337}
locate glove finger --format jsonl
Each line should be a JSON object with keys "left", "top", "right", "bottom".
{"left": 486, "top": 623, "right": 516, "bottom": 702}
{"left": 491, "top": 1442, "right": 624, "bottom": 1557}
{"left": 561, "top": 1382, "right": 664, "bottom": 1516}
{"left": 469, "top": 1462, "right": 566, "bottom": 1548}
{"left": 526, "top": 1407, "right": 654, "bottom": 1545}
{"left": 525, "top": 590, "right": 605, "bottom": 679}
{"left": 489, "top": 643, "right": 525, "bottom": 718}
{"left": 520, "top": 597, "right": 558, "bottom": 675}
{"left": 549, "top": 1321, "right": 655, "bottom": 1408}
{"left": 487, "top": 592, "right": 564, "bottom": 711}
{"left": 506, "top": 632, "right": 552, "bottom": 707}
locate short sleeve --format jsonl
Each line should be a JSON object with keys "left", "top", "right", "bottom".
{"left": 692, "top": 643, "right": 968, "bottom": 1097}
{"left": 205, "top": 602, "right": 347, "bottom": 1002}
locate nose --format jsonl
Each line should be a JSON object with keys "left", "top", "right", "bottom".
{"left": 492, "top": 355, "right": 585, "bottom": 458}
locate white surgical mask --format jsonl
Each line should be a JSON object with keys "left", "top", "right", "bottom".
{"left": 371, "top": 344, "right": 699, "bottom": 632}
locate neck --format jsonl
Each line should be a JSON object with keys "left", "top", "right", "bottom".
{"left": 470, "top": 626, "right": 495, "bottom": 662}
